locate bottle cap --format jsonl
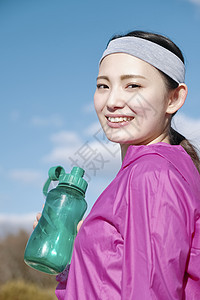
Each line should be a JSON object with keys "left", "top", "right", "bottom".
{"left": 43, "top": 166, "right": 88, "bottom": 196}
{"left": 59, "top": 167, "right": 88, "bottom": 194}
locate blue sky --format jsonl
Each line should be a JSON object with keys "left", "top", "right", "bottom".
{"left": 0, "top": 0, "right": 200, "bottom": 234}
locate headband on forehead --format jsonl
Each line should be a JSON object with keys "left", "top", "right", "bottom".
{"left": 99, "top": 36, "right": 185, "bottom": 83}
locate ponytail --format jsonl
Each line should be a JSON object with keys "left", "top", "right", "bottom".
{"left": 169, "top": 127, "right": 200, "bottom": 174}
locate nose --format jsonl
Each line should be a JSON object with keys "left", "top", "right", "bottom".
{"left": 106, "top": 88, "right": 125, "bottom": 111}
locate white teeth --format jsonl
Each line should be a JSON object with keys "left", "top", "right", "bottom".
{"left": 107, "top": 116, "right": 133, "bottom": 123}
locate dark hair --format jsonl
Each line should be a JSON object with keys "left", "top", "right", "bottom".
{"left": 109, "top": 30, "right": 200, "bottom": 173}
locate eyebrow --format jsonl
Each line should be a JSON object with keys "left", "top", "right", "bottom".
{"left": 96, "top": 74, "right": 146, "bottom": 81}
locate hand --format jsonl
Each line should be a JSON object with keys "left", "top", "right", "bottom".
{"left": 77, "top": 220, "right": 84, "bottom": 232}
{"left": 33, "top": 212, "right": 42, "bottom": 230}
{"left": 33, "top": 212, "right": 84, "bottom": 233}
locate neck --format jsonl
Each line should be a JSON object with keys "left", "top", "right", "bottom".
{"left": 120, "top": 133, "right": 170, "bottom": 162}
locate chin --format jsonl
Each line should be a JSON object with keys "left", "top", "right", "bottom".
{"left": 106, "top": 135, "right": 135, "bottom": 145}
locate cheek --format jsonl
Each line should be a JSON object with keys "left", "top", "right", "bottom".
{"left": 94, "top": 92, "right": 104, "bottom": 114}
{"left": 93, "top": 94, "right": 99, "bottom": 113}
{"left": 129, "top": 90, "right": 167, "bottom": 118}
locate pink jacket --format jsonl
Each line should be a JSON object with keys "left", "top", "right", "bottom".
{"left": 56, "top": 143, "right": 200, "bottom": 299}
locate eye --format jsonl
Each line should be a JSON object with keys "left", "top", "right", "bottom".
{"left": 126, "top": 84, "right": 141, "bottom": 89}
{"left": 96, "top": 84, "right": 109, "bottom": 89}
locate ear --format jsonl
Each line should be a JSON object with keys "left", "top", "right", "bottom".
{"left": 166, "top": 83, "right": 188, "bottom": 114}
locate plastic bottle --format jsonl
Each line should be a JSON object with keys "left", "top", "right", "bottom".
{"left": 24, "top": 166, "right": 88, "bottom": 275}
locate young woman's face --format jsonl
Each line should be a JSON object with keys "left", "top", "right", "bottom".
{"left": 94, "top": 53, "right": 171, "bottom": 145}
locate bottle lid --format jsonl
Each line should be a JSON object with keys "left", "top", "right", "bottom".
{"left": 43, "top": 166, "right": 88, "bottom": 196}
{"left": 59, "top": 167, "right": 88, "bottom": 194}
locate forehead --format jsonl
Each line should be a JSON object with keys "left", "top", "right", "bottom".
{"left": 99, "top": 53, "right": 162, "bottom": 79}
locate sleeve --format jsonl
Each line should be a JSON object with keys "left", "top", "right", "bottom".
{"left": 55, "top": 264, "right": 70, "bottom": 300}
{"left": 121, "top": 165, "right": 191, "bottom": 300}
{"left": 185, "top": 217, "right": 200, "bottom": 299}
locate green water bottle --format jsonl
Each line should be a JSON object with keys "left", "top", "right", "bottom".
{"left": 24, "top": 166, "right": 88, "bottom": 275}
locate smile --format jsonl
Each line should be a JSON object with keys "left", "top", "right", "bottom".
{"left": 107, "top": 116, "right": 134, "bottom": 123}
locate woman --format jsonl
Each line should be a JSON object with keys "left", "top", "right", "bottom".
{"left": 35, "top": 31, "right": 200, "bottom": 299}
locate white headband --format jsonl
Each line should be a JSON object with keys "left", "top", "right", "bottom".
{"left": 99, "top": 36, "right": 185, "bottom": 83}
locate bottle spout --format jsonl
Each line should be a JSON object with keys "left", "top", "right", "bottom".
{"left": 59, "top": 167, "right": 88, "bottom": 194}
{"left": 71, "top": 166, "right": 84, "bottom": 177}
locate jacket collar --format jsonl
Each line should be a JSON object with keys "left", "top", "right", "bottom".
{"left": 121, "top": 142, "right": 185, "bottom": 169}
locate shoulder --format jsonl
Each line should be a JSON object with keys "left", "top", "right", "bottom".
{"left": 122, "top": 143, "right": 200, "bottom": 193}
{"left": 129, "top": 151, "right": 175, "bottom": 179}
{"left": 125, "top": 150, "right": 187, "bottom": 198}
{"left": 125, "top": 143, "right": 195, "bottom": 181}
{"left": 124, "top": 154, "right": 186, "bottom": 216}
{"left": 125, "top": 148, "right": 200, "bottom": 213}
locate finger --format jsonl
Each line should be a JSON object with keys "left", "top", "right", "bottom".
{"left": 36, "top": 212, "right": 42, "bottom": 222}
{"left": 77, "top": 220, "right": 84, "bottom": 233}
{"left": 33, "top": 220, "right": 38, "bottom": 230}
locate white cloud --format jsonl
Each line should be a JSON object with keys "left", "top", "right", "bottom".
{"left": 0, "top": 213, "right": 36, "bottom": 237}
{"left": 182, "top": 0, "right": 200, "bottom": 7}
{"left": 43, "top": 129, "right": 83, "bottom": 165}
{"left": 0, "top": 213, "right": 35, "bottom": 224}
{"left": 43, "top": 146, "right": 78, "bottom": 165}
{"left": 50, "top": 130, "right": 81, "bottom": 145}
{"left": 188, "top": 0, "right": 200, "bottom": 4}
{"left": 43, "top": 127, "right": 121, "bottom": 179}
{"left": 172, "top": 112, "right": 200, "bottom": 147}
{"left": 31, "top": 114, "right": 64, "bottom": 128}
{"left": 84, "top": 121, "right": 102, "bottom": 136}
{"left": 8, "top": 169, "right": 43, "bottom": 186}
